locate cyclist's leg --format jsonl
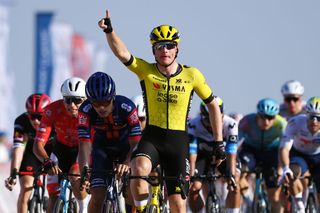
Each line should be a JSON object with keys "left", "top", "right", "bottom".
{"left": 219, "top": 160, "right": 241, "bottom": 213}
{"left": 17, "top": 175, "right": 33, "bottom": 213}
{"left": 88, "top": 187, "right": 107, "bottom": 213}
{"left": 47, "top": 153, "right": 59, "bottom": 213}
{"left": 262, "top": 149, "right": 283, "bottom": 212}
{"left": 188, "top": 153, "right": 206, "bottom": 212}
{"left": 18, "top": 151, "right": 43, "bottom": 213}
{"left": 238, "top": 146, "right": 257, "bottom": 208}
{"left": 161, "top": 132, "right": 189, "bottom": 213}
{"left": 289, "top": 155, "right": 309, "bottom": 211}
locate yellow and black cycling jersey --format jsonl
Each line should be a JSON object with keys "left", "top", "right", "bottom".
{"left": 125, "top": 55, "right": 214, "bottom": 131}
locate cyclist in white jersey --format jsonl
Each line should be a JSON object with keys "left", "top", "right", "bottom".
{"left": 188, "top": 97, "right": 240, "bottom": 213}
{"left": 279, "top": 80, "right": 306, "bottom": 120}
{"left": 279, "top": 96, "right": 320, "bottom": 213}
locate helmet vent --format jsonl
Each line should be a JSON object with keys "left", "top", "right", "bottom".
{"left": 74, "top": 81, "right": 80, "bottom": 92}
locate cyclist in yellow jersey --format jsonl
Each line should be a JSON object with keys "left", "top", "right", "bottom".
{"left": 98, "top": 9, "right": 224, "bottom": 213}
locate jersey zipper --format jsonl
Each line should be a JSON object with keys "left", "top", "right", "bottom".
{"left": 166, "top": 76, "right": 170, "bottom": 129}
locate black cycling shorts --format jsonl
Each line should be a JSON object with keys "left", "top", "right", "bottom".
{"left": 132, "top": 125, "right": 190, "bottom": 196}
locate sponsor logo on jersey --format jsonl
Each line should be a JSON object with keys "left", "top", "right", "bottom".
{"left": 79, "top": 114, "right": 88, "bottom": 125}
{"left": 128, "top": 110, "right": 139, "bottom": 125}
{"left": 153, "top": 83, "right": 161, "bottom": 89}
{"left": 161, "top": 84, "right": 186, "bottom": 92}
{"left": 121, "top": 103, "right": 132, "bottom": 112}
{"left": 229, "top": 135, "right": 238, "bottom": 142}
{"left": 83, "top": 104, "right": 91, "bottom": 113}
{"left": 176, "top": 79, "right": 182, "bottom": 84}
{"left": 157, "top": 92, "right": 178, "bottom": 104}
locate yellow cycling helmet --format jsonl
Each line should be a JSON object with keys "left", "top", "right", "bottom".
{"left": 306, "top": 96, "right": 320, "bottom": 115}
{"left": 150, "top": 25, "right": 180, "bottom": 45}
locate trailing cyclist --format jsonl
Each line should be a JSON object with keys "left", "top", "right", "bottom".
{"left": 78, "top": 72, "right": 142, "bottom": 213}
{"left": 279, "top": 96, "right": 320, "bottom": 213}
{"left": 188, "top": 97, "right": 241, "bottom": 213}
{"left": 33, "top": 77, "right": 88, "bottom": 213}
{"left": 98, "top": 9, "right": 224, "bottom": 213}
{"left": 5, "top": 93, "right": 54, "bottom": 213}
{"left": 279, "top": 80, "right": 306, "bottom": 120}
{"left": 238, "top": 98, "right": 287, "bottom": 212}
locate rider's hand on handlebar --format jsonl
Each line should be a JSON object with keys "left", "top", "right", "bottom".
{"left": 278, "top": 166, "right": 293, "bottom": 185}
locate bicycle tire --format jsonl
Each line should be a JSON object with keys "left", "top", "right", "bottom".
{"left": 68, "top": 198, "right": 79, "bottom": 213}
{"left": 103, "top": 200, "right": 115, "bottom": 213}
{"left": 52, "top": 198, "right": 64, "bottom": 213}
{"left": 146, "top": 204, "right": 158, "bottom": 213}
{"left": 43, "top": 196, "right": 49, "bottom": 212}
{"left": 306, "top": 194, "right": 317, "bottom": 213}
{"left": 28, "top": 197, "right": 41, "bottom": 213}
{"left": 160, "top": 202, "right": 169, "bottom": 213}
{"left": 206, "top": 195, "right": 221, "bottom": 213}
{"left": 252, "top": 195, "right": 268, "bottom": 213}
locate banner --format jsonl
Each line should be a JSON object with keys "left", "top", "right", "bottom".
{"left": 0, "top": 3, "right": 15, "bottom": 137}
{"left": 71, "top": 33, "right": 92, "bottom": 80}
{"left": 34, "top": 12, "right": 54, "bottom": 95}
{"left": 49, "top": 22, "right": 73, "bottom": 100}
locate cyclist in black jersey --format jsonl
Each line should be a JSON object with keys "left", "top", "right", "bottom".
{"left": 98, "top": 10, "right": 224, "bottom": 213}
{"left": 5, "top": 93, "right": 54, "bottom": 213}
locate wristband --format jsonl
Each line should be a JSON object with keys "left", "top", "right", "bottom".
{"left": 10, "top": 168, "right": 18, "bottom": 179}
{"left": 103, "top": 18, "right": 113, "bottom": 33}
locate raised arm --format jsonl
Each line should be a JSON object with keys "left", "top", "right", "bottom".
{"left": 98, "top": 9, "right": 132, "bottom": 64}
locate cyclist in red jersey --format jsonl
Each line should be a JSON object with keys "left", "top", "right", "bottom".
{"left": 33, "top": 77, "right": 88, "bottom": 213}
{"left": 5, "top": 93, "right": 54, "bottom": 213}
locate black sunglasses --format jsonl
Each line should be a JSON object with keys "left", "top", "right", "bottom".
{"left": 285, "top": 96, "right": 300, "bottom": 103}
{"left": 308, "top": 115, "right": 320, "bottom": 122}
{"left": 29, "top": 114, "right": 42, "bottom": 121}
{"left": 153, "top": 42, "right": 176, "bottom": 51}
{"left": 64, "top": 97, "right": 84, "bottom": 105}
{"left": 258, "top": 113, "right": 275, "bottom": 121}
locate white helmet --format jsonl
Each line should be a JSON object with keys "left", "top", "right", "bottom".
{"left": 306, "top": 96, "right": 320, "bottom": 115}
{"left": 61, "top": 77, "right": 86, "bottom": 97}
{"left": 281, "top": 80, "right": 304, "bottom": 96}
{"left": 131, "top": 95, "right": 146, "bottom": 118}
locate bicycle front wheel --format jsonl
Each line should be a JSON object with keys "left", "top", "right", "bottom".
{"left": 28, "top": 197, "right": 42, "bottom": 213}
{"left": 52, "top": 198, "right": 64, "bottom": 213}
{"left": 306, "top": 194, "right": 317, "bottom": 213}
{"left": 68, "top": 198, "right": 79, "bottom": 213}
{"left": 206, "top": 195, "right": 221, "bottom": 213}
{"left": 252, "top": 196, "right": 268, "bottom": 213}
{"left": 103, "top": 200, "right": 120, "bottom": 213}
{"left": 146, "top": 204, "right": 158, "bottom": 213}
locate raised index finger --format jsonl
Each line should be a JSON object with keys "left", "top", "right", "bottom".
{"left": 105, "top": 9, "right": 110, "bottom": 18}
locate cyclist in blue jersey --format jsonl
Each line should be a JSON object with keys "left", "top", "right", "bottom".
{"left": 188, "top": 97, "right": 241, "bottom": 213}
{"left": 5, "top": 93, "right": 54, "bottom": 213}
{"left": 238, "top": 98, "right": 287, "bottom": 212}
{"left": 78, "top": 72, "right": 142, "bottom": 213}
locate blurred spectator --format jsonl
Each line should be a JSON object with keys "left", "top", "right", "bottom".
{"left": 0, "top": 131, "right": 10, "bottom": 163}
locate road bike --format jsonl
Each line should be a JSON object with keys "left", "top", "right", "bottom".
{"left": 20, "top": 168, "right": 49, "bottom": 213}
{"left": 124, "top": 173, "right": 187, "bottom": 213}
{"left": 52, "top": 173, "right": 79, "bottom": 213}
{"left": 191, "top": 164, "right": 223, "bottom": 213}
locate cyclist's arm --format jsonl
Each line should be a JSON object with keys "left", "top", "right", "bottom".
{"left": 99, "top": 9, "right": 132, "bottom": 64}
{"left": 78, "top": 141, "right": 92, "bottom": 172}
{"left": 10, "top": 146, "right": 25, "bottom": 173}
{"left": 206, "top": 99, "right": 223, "bottom": 141}
{"left": 33, "top": 140, "right": 50, "bottom": 163}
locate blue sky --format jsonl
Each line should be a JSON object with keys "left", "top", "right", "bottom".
{"left": 8, "top": 0, "right": 320, "bottom": 117}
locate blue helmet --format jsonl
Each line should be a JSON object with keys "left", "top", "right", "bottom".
{"left": 257, "top": 98, "right": 279, "bottom": 116}
{"left": 85, "top": 72, "right": 116, "bottom": 102}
